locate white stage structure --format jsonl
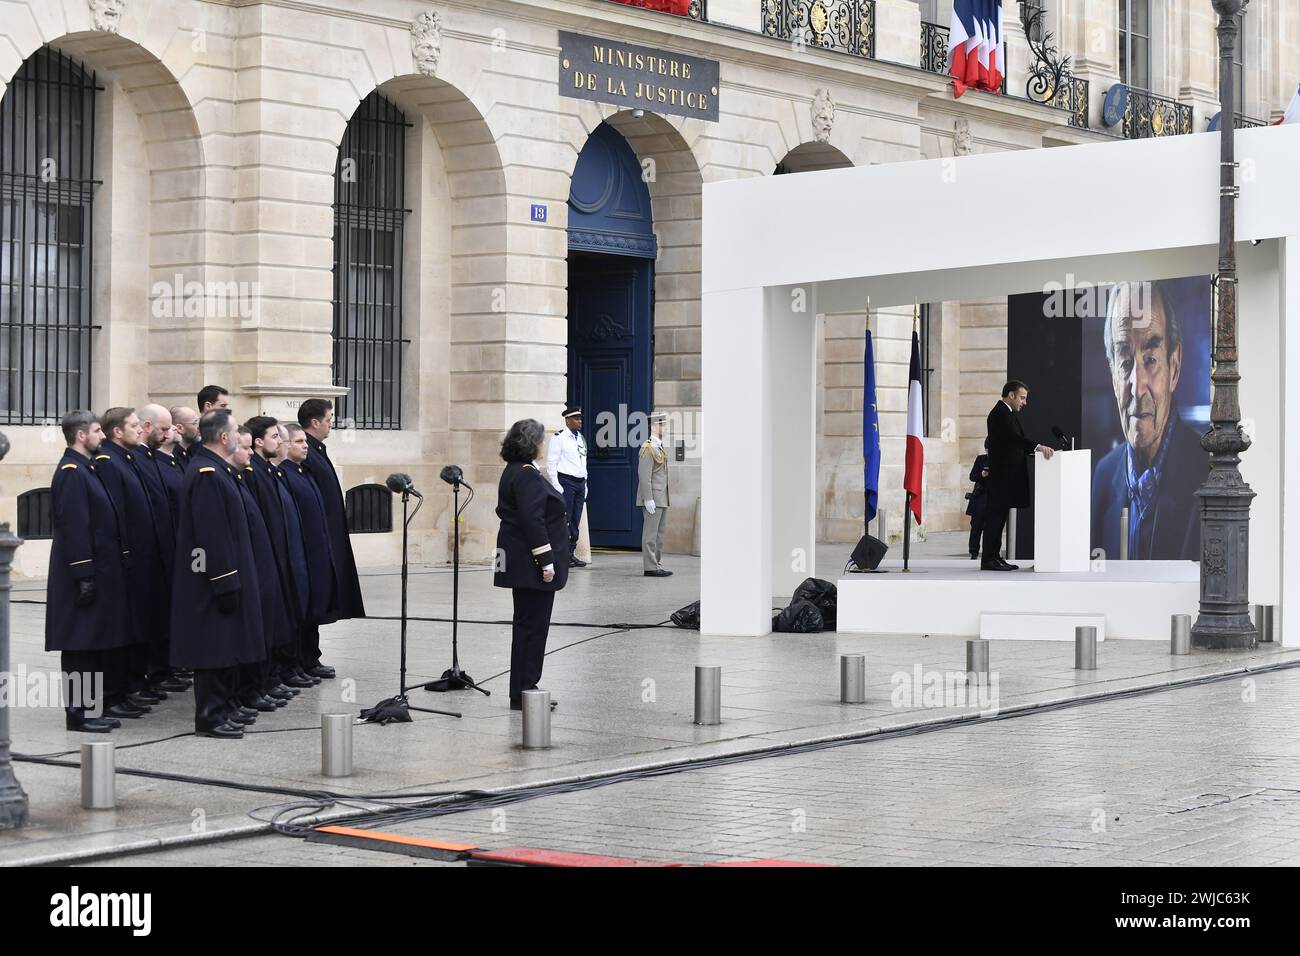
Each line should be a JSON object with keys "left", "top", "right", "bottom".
{"left": 701, "top": 125, "right": 1300, "bottom": 645}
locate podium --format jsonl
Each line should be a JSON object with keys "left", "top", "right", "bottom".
{"left": 1033, "top": 449, "right": 1091, "bottom": 573}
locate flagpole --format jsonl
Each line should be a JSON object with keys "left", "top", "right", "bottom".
{"left": 903, "top": 494, "right": 912, "bottom": 572}
{"left": 864, "top": 296, "right": 871, "bottom": 537}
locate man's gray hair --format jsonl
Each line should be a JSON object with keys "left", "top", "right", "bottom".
{"left": 199, "top": 408, "right": 234, "bottom": 445}
{"left": 1104, "top": 280, "right": 1182, "bottom": 368}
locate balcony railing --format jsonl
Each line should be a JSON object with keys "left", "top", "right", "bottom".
{"left": 1122, "top": 87, "right": 1193, "bottom": 139}
{"left": 761, "top": 0, "right": 876, "bottom": 60}
{"left": 602, "top": 0, "right": 707, "bottom": 19}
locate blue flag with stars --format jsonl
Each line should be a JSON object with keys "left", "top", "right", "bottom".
{"left": 863, "top": 324, "right": 881, "bottom": 525}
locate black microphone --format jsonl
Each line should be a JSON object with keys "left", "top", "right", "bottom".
{"left": 385, "top": 472, "right": 421, "bottom": 497}
{"left": 1050, "top": 426, "right": 1070, "bottom": 450}
{"left": 439, "top": 464, "right": 464, "bottom": 486}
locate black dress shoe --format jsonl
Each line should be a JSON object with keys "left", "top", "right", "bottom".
{"left": 128, "top": 691, "right": 161, "bottom": 707}
{"left": 570, "top": 556, "right": 588, "bottom": 568}
{"left": 66, "top": 716, "right": 116, "bottom": 733}
{"left": 284, "top": 672, "right": 315, "bottom": 688}
{"left": 226, "top": 710, "right": 257, "bottom": 725}
{"left": 196, "top": 722, "right": 244, "bottom": 739}
{"left": 157, "top": 677, "right": 191, "bottom": 693}
{"left": 247, "top": 696, "right": 279, "bottom": 712}
{"left": 969, "top": 552, "right": 980, "bottom": 560}
{"left": 980, "top": 561, "right": 1013, "bottom": 571}
{"left": 999, "top": 560, "right": 1020, "bottom": 571}
{"left": 307, "top": 664, "right": 336, "bottom": 679}
{"left": 266, "top": 685, "right": 295, "bottom": 700}
{"left": 644, "top": 568, "right": 673, "bottom": 577}
{"left": 105, "top": 702, "right": 148, "bottom": 719}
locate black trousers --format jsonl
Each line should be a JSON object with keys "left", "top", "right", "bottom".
{"left": 61, "top": 649, "right": 126, "bottom": 719}
{"left": 193, "top": 666, "right": 238, "bottom": 731}
{"left": 558, "top": 473, "right": 585, "bottom": 549}
{"left": 982, "top": 506, "right": 1009, "bottom": 562}
{"left": 509, "top": 588, "right": 555, "bottom": 705}
{"left": 301, "top": 623, "right": 321, "bottom": 667}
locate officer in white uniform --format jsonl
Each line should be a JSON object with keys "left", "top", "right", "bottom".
{"left": 546, "top": 405, "right": 588, "bottom": 568}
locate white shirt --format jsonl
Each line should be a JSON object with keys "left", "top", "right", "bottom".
{"left": 546, "top": 426, "right": 587, "bottom": 491}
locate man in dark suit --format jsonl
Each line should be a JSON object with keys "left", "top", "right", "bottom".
{"left": 297, "top": 398, "right": 365, "bottom": 679}
{"left": 169, "top": 405, "right": 200, "bottom": 470}
{"left": 982, "top": 381, "right": 1055, "bottom": 570}
{"left": 1091, "top": 281, "right": 1204, "bottom": 560}
{"left": 45, "top": 411, "right": 135, "bottom": 732}
{"left": 170, "top": 409, "right": 267, "bottom": 739}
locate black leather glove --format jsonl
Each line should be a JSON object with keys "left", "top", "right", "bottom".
{"left": 75, "top": 577, "right": 97, "bottom": 608}
{"left": 215, "top": 590, "right": 240, "bottom": 616}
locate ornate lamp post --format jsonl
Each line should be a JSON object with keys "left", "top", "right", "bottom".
{"left": 1192, "top": 0, "right": 1257, "bottom": 650}
{"left": 0, "top": 429, "right": 29, "bottom": 829}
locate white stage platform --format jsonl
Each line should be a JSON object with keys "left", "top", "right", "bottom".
{"left": 836, "top": 559, "right": 1199, "bottom": 641}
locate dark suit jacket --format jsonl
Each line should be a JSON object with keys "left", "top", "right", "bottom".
{"left": 494, "top": 461, "right": 570, "bottom": 592}
{"left": 1091, "top": 420, "right": 1204, "bottom": 561}
{"left": 985, "top": 402, "right": 1040, "bottom": 510}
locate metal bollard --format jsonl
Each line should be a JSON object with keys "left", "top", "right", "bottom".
{"left": 840, "top": 654, "right": 866, "bottom": 704}
{"left": 521, "top": 689, "right": 551, "bottom": 749}
{"left": 1170, "top": 613, "right": 1192, "bottom": 655}
{"left": 1254, "top": 604, "right": 1276, "bottom": 643}
{"left": 321, "top": 713, "right": 353, "bottom": 777}
{"left": 1119, "top": 508, "right": 1129, "bottom": 561}
{"left": 80, "top": 741, "right": 115, "bottom": 810}
{"left": 694, "top": 665, "right": 721, "bottom": 725}
{"left": 966, "top": 639, "right": 990, "bottom": 685}
{"left": 1074, "top": 626, "right": 1097, "bottom": 670}
{"left": 875, "top": 510, "right": 887, "bottom": 546}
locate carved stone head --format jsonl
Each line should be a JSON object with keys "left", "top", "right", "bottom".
{"left": 954, "top": 117, "right": 973, "bottom": 156}
{"left": 1211, "top": 0, "right": 1247, "bottom": 17}
{"left": 411, "top": 10, "right": 442, "bottom": 78}
{"left": 811, "top": 87, "right": 835, "bottom": 144}
{"left": 89, "top": 0, "right": 126, "bottom": 34}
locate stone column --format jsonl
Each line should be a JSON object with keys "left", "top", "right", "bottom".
{"left": 0, "top": 432, "right": 29, "bottom": 830}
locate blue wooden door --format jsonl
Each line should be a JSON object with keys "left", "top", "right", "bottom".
{"left": 567, "top": 123, "right": 657, "bottom": 549}
{"left": 567, "top": 254, "right": 653, "bottom": 548}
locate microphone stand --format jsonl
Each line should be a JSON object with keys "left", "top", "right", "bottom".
{"left": 360, "top": 485, "right": 461, "bottom": 723}
{"left": 424, "top": 478, "right": 489, "bottom": 696}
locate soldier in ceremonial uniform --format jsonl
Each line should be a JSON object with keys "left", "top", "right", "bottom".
{"left": 146, "top": 406, "right": 186, "bottom": 518}
{"left": 232, "top": 427, "right": 293, "bottom": 712}
{"left": 245, "top": 416, "right": 312, "bottom": 694}
{"left": 279, "top": 422, "right": 334, "bottom": 687}
{"left": 636, "top": 411, "right": 672, "bottom": 577}
{"left": 298, "top": 398, "right": 365, "bottom": 678}
{"left": 96, "top": 407, "right": 171, "bottom": 711}
{"left": 545, "top": 405, "right": 588, "bottom": 568}
{"left": 197, "top": 384, "right": 230, "bottom": 414}
{"left": 170, "top": 409, "right": 266, "bottom": 739}
{"left": 46, "top": 411, "right": 135, "bottom": 732}
{"left": 170, "top": 405, "right": 200, "bottom": 469}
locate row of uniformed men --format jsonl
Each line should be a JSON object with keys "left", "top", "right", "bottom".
{"left": 47, "top": 394, "right": 366, "bottom": 737}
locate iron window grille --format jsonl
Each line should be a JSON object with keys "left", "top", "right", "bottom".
{"left": 17, "top": 486, "right": 52, "bottom": 539}
{"left": 332, "top": 92, "right": 410, "bottom": 430}
{"left": 345, "top": 482, "right": 393, "bottom": 534}
{"left": 0, "top": 46, "right": 99, "bottom": 425}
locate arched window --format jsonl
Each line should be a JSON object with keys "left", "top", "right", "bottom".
{"left": 331, "top": 92, "right": 408, "bottom": 430}
{"left": 0, "top": 47, "right": 98, "bottom": 424}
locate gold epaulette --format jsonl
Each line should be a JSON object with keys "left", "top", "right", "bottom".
{"left": 198, "top": 466, "right": 216, "bottom": 473}
{"left": 61, "top": 462, "right": 77, "bottom": 470}
{"left": 95, "top": 454, "right": 110, "bottom": 460}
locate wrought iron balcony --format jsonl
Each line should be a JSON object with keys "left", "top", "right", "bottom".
{"left": 762, "top": 0, "right": 876, "bottom": 60}
{"left": 920, "top": 21, "right": 948, "bottom": 75}
{"left": 1122, "top": 87, "right": 1193, "bottom": 139}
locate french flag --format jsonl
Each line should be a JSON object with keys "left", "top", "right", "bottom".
{"left": 904, "top": 329, "right": 924, "bottom": 523}
{"left": 1275, "top": 83, "right": 1300, "bottom": 125}
{"left": 948, "top": 0, "right": 1005, "bottom": 98}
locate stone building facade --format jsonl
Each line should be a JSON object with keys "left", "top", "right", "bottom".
{"left": 0, "top": 0, "right": 1295, "bottom": 578}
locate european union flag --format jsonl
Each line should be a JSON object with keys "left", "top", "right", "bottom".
{"left": 863, "top": 324, "right": 881, "bottom": 525}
